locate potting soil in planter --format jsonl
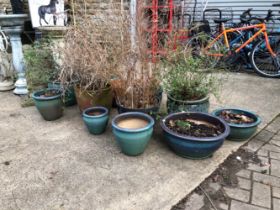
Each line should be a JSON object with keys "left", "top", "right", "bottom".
{"left": 117, "top": 118, "right": 149, "bottom": 129}
{"left": 38, "top": 89, "right": 60, "bottom": 98}
{"left": 166, "top": 118, "right": 223, "bottom": 137}
{"left": 87, "top": 111, "right": 103, "bottom": 116}
{"left": 219, "top": 110, "right": 255, "bottom": 124}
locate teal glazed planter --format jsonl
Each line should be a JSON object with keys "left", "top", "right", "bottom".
{"left": 212, "top": 108, "right": 262, "bottom": 141}
{"left": 32, "top": 88, "right": 63, "bottom": 121}
{"left": 82, "top": 106, "right": 109, "bottom": 135}
{"left": 160, "top": 112, "right": 230, "bottom": 159}
{"left": 112, "top": 112, "right": 155, "bottom": 156}
{"left": 48, "top": 82, "right": 77, "bottom": 106}
{"left": 167, "top": 94, "right": 209, "bottom": 113}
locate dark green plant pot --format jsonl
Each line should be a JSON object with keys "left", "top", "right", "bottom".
{"left": 74, "top": 85, "right": 113, "bottom": 112}
{"left": 112, "top": 112, "right": 155, "bottom": 156}
{"left": 167, "top": 94, "right": 209, "bottom": 113}
{"left": 32, "top": 88, "right": 63, "bottom": 121}
{"left": 48, "top": 82, "right": 77, "bottom": 106}
{"left": 82, "top": 107, "right": 109, "bottom": 135}
{"left": 212, "top": 108, "right": 262, "bottom": 141}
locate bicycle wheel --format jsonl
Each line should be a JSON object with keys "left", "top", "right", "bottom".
{"left": 184, "top": 33, "right": 223, "bottom": 69}
{"left": 250, "top": 33, "right": 280, "bottom": 78}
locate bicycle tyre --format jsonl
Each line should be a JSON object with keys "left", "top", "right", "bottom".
{"left": 184, "top": 33, "right": 222, "bottom": 69}
{"left": 250, "top": 33, "right": 280, "bottom": 78}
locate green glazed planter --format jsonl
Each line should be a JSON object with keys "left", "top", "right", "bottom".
{"left": 48, "top": 82, "right": 77, "bottom": 106}
{"left": 74, "top": 85, "right": 113, "bottom": 112}
{"left": 112, "top": 112, "right": 155, "bottom": 156}
{"left": 212, "top": 108, "right": 262, "bottom": 141}
{"left": 82, "top": 106, "right": 109, "bottom": 135}
{"left": 167, "top": 94, "right": 209, "bottom": 113}
{"left": 32, "top": 88, "right": 63, "bottom": 121}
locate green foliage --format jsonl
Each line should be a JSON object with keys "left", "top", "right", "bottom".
{"left": 176, "top": 120, "right": 191, "bottom": 130}
{"left": 161, "top": 51, "right": 219, "bottom": 101}
{"left": 24, "top": 39, "right": 58, "bottom": 91}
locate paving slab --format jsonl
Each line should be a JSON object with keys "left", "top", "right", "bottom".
{"left": 0, "top": 73, "right": 280, "bottom": 210}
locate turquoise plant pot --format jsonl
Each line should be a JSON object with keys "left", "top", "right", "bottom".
{"left": 48, "top": 82, "right": 77, "bottom": 106}
{"left": 32, "top": 88, "right": 63, "bottom": 121}
{"left": 167, "top": 95, "right": 209, "bottom": 113}
{"left": 212, "top": 108, "right": 261, "bottom": 141}
{"left": 82, "top": 106, "right": 109, "bottom": 135}
{"left": 112, "top": 112, "right": 155, "bottom": 156}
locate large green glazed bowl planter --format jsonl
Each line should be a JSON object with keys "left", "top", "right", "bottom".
{"left": 160, "top": 112, "right": 230, "bottom": 159}
{"left": 48, "top": 82, "right": 77, "bottom": 106}
{"left": 212, "top": 108, "right": 261, "bottom": 141}
{"left": 112, "top": 112, "right": 155, "bottom": 156}
{"left": 32, "top": 88, "right": 63, "bottom": 121}
{"left": 82, "top": 106, "right": 109, "bottom": 135}
{"left": 167, "top": 94, "right": 209, "bottom": 113}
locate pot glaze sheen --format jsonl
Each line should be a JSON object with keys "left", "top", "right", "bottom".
{"left": 32, "top": 88, "right": 63, "bottom": 121}
{"left": 112, "top": 112, "right": 155, "bottom": 156}
{"left": 167, "top": 95, "right": 209, "bottom": 113}
{"left": 160, "top": 112, "right": 230, "bottom": 159}
{"left": 82, "top": 106, "right": 109, "bottom": 135}
{"left": 212, "top": 108, "right": 261, "bottom": 141}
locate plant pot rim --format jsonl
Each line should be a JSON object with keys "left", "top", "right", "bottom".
{"left": 32, "top": 88, "right": 61, "bottom": 101}
{"left": 82, "top": 106, "right": 108, "bottom": 119}
{"left": 75, "top": 84, "right": 111, "bottom": 93}
{"left": 160, "top": 112, "right": 230, "bottom": 142}
{"left": 212, "top": 108, "right": 262, "bottom": 128}
{"left": 167, "top": 94, "right": 209, "bottom": 104}
{"left": 115, "top": 100, "right": 160, "bottom": 111}
{"left": 112, "top": 112, "right": 155, "bottom": 133}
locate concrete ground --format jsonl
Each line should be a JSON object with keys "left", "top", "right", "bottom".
{"left": 0, "top": 73, "right": 280, "bottom": 210}
{"left": 180, "top": 115, "right": 280, "bottom": 210}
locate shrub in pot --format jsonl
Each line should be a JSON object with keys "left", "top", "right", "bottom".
{"left": 161, "top": 51, "right": 219, "bottom": 113}
{"left": 57, "top": 16, "right": 118, "bottom": 112}
{"left": 32, "top": 88, "right": 63, "bottom": 121}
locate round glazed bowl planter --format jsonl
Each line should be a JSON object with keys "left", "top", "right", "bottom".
{"left": 112, "top": 112, "right": 155, "bottom": 156}
{"left": 82, "top": 106, "right": 109, "bottom": 135}
{"left": 74, "top": 85, "right": 113, "bottom": 112}
{"left": 160, "top": 112, "right": 230, "bottom": 159}
{"left": 32, "top": 88, "right": 63, "bottom": 121}
{"left": 212, "top": 108, "right": 261, "bottom": 141}
{"left": 167, "top": 94, "right": 209, "bottom": 113}
{"left": 48, "top": 82, "right": 77, "bottom": 106}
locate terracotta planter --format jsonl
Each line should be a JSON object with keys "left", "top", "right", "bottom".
{"left": 74, "top": 85, "right": 113, "bottom": 112}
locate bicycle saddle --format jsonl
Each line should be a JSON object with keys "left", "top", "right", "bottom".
{"left": 213, "top": 18, "right": 231, "bottom": 24}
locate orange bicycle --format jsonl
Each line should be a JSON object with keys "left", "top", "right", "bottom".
{"left": 185, "top": 13, "right": 280, "bottom": 77}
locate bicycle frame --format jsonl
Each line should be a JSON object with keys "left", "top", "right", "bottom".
{"left": 205, "top": 23, "right": 277, "bottom": 57}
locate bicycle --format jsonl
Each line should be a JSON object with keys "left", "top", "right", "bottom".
{"left": 186, "top": 9, "right": 280, "bottom": 78}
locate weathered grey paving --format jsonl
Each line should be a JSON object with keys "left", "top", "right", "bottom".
{"left": 0, "top": 73, "right": 280, "bottom": 210}
{"left": 183, "top": 115, "right": 280, "bottom": 210}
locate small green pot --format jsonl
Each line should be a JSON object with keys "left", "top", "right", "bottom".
{"left": 212, "top": 108, "right": 262, "bottom": 141}
{"left": 167, "top": 94, "right": 209, "bottom": 113}
{"left": 112, "top": 112, "right": 155, "bottom": 156}
{"left": 82, "top": 106, "right": 109, "bottom": 135}
{"left": 48, "top": 82, "right": 77, "bottom": 106}
{"left": 32, "top": 88, "right": 63, "bottom": 121}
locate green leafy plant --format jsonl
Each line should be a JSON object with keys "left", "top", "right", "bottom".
{"left": 24, "top": 39, "right": 58, "bottom": 91}
{"left": 176, "top": 120, "right": 191, "bottom": 130}
{"left": 161, "top": 50, "right": 219, "bottom": 101}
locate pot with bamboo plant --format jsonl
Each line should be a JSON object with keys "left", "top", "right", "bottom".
{"left": 162, "top": 50, "right": 219, "bottom": 113}
{"left": 57, "top": 16, "right": 123, "bottom": 112}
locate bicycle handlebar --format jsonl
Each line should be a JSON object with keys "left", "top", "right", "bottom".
{"left": 240, "top": 9, "right": 274, "bottom": 24}
{"left": 203, "top": 9, "right": 222, "bottom": 21}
